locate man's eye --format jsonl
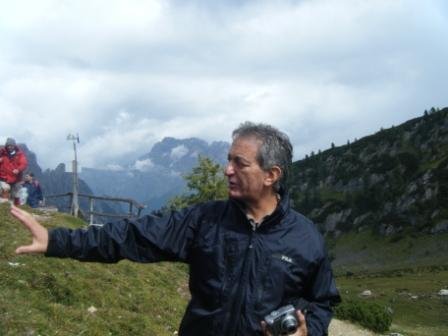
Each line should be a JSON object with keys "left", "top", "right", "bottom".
{"left": 238, "top": 161, "right": 250, "bottom": 168}
{"left": 234, "top": 158, "right": 244, "bottom": 166}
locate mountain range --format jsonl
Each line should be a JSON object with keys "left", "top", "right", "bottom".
{"left": 80, "top": 137, "right": 229, "bottom": 212}
{"left": 18, "top": 107, "right": 448, "bottom": 236}
{"left": 20, "top": 137, "right": 229, "bottom": 220}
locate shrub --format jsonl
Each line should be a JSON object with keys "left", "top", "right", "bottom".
{"left": 334, "top": 298, "right": 392, "bottom": 333}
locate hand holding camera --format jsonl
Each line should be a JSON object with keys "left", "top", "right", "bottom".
{"left": 262, "top": 304, "right": 307, "bottom": 336}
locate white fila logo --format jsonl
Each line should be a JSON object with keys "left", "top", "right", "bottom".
{"left": 281, "top": 255, "right": 293, "bottom": 264}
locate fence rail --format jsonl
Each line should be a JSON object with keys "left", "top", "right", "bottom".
{"left": 44, "top": 192, "right": 145, "bottom": 225}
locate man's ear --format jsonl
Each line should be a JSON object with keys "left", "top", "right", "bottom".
{"left": 264, "top": 166, "right": 282, "bottom": 187}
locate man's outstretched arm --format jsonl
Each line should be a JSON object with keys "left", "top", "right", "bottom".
{"left": 11, "top": 202, "right": 199, "bottom": 264}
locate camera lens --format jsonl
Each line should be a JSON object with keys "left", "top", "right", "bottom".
{"left": 280, "top": 315, "right": 298, "bottom": 335}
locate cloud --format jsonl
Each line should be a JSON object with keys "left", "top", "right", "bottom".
{"left": 132, "top": 158, "right": 154, "bottom": 172}
{"left": 0, "top": 0, "right": 447, "bottom": 169}
{"left": 170, "top": 145, "right": 188, "bottom": 160}
{"left": 104, "top": 163, "right": 125, "bottom": 171}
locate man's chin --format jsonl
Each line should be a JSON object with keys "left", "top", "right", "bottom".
{"left": 228, "top": 191, "right": 242, "bottom": 200}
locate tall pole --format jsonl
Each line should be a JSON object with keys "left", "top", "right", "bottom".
{"left": 67, "top": 134, "right": 80, "bottom": 217}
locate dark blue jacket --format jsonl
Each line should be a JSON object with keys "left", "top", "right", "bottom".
{"left": 24, "top": 180, "right": 43, "bottom": 208}
{"left": 46, "top": 194, "right": 340, "bottom": 335}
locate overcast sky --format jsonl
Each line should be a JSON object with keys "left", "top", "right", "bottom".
{"left": 1, "top": 0, "right": 447, "bottom": 171}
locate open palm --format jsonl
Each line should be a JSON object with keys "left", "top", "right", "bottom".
{"left": 11, "top": 204, "right": 48, "bottom": 254}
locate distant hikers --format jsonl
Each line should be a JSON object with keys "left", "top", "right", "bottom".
{"left": 0, "top": 138, "right": 28, "bottom": 205}
{"left": 23, "top": 172, "right": 43, "bottom": 207}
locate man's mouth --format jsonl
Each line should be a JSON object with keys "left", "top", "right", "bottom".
{"left": 228, "top": 181, "right": 238, "bottom": 188}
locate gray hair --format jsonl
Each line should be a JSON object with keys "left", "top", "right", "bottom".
{"left": 232, "top": 121, "right": 293, "bottom": 191}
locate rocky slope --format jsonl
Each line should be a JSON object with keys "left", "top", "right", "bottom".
{"left": 290, "top": 107, "right": 448, "bottom": 238}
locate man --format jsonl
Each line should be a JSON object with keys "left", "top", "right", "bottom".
{"left": 0, "top": 137, "right": 28, "bottom": 204}
{"left": 12, "top": 122, "right": 340, "bottom": 335}
{"left": 23, "top": 172, "right": 44, "bottom": 208}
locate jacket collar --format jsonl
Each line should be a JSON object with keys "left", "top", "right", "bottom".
{"left": 4, "top": 145, "right": 20, "bottom": 157}
{"left": 230, "top": 187, "right": 290, "bottom": 229}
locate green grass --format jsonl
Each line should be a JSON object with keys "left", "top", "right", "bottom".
{"left": 336, "top": 270, "right": 448, "bottom": 336}
{"left": 418, "top": 151, "right": 448, "bottom": 172}
{"left": 330, "top": 230, "right": 448, "bottom": 335}
{"left": 0, "top": 203, "right": 189, "bottom": 335}
{"left": 317, "top": 188, "right": 346, "bottom": 203}
{"left": 329, "top": 231, "right": 448, "bottom": 274}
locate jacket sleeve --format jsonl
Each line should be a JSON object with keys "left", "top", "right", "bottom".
{"left": 304, "top": 255, "right": 341, "bottom": 336}
{"left": 45, "top": 206, "right": 199, "bottom": 263}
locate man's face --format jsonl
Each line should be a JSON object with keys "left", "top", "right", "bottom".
{"left": 225, "top": 136, "right": 268, "bottom": 203}
{"left": 24, "top": 174, "right": 32, "bottom": 182}
{"left": 6, "top": 145, "right": 15, "bottom": 153}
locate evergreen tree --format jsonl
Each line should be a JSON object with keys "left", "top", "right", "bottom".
{"left": 167, "top": 156, "right": 228, "bottom": 210}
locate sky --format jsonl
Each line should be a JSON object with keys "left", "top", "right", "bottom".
{"left": 1, "top": 0, "right": 447, "bottom": 171}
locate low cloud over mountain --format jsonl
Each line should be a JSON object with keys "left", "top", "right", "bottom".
{"left": 80, "top": 137, "right": 229, "bottom": 211}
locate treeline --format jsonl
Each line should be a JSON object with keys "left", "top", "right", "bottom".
{"left": 289, "top": 107, "right": 448, "bottom": 236}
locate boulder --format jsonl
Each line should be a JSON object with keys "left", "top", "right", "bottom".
{"left": 431, "top": 221, "right": 448, "bottom": 234}
{"left": 361, "top": 290, "right": 372, "bottom": 297}
{"left": 353, "top": 213, "right": 372, "bottom": 227}
{"left": 438, "top": 289, "right": 448, "bottom": 296}
{"left": 324, "top": 209, "right": 352, "bottom": 232}
{"left": 379, "top": 223, "right": 400, "bottom": 236}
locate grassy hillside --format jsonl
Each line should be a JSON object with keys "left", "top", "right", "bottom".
{"left": 0, "top": 203, "right": 189, "bottom": 336}
{"left": 330, "top": 231, "right": 448, "bottom": 336}
{"left": 329, "top": 231, "right": 448, "bottom": 274}
{"left": 2, "top": 202, "right": 448, "bottom": 335}
{"left": 336, "top": 269, "right": 448, "bottom": 336}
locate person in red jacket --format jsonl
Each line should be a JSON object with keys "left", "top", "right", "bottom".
{"left": 0, "top": 138, "right": 28, "bottom": 204}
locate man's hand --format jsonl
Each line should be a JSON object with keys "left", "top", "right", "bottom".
{"left": 261, "top": 310, "right": 307, "bottom": 336}
{"left": 12, "top": 169, "right": 19, "bottom": 175}
{"left": 11, "top": 204, "right": 49, "bottom": 254}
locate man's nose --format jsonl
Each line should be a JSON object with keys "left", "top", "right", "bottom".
{"left": 224, "top": 162, "right": 234, "bottom": 176}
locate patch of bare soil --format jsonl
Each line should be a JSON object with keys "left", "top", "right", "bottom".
{"left": 329, "top": 319, "right": 380, "bottom": 336}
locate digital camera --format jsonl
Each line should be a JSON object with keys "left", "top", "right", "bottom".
{"left": 264, "top": 304, "right": 299, "bottom": 336}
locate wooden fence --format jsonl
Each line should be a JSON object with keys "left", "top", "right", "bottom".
{"left": 44, "top": 192, "right": 145, "bottom": 225}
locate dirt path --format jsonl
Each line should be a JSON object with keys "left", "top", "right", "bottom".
{"left": 329, "top": 319, "right": 380, "bottom": 336}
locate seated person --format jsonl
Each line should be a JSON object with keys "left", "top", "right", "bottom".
{"left": 23, "top": 173, "right": 43, "bottom": 208}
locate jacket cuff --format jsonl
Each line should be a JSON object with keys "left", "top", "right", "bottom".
{"left": 45, "top": 228, "right": 66, "bottom": 257}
